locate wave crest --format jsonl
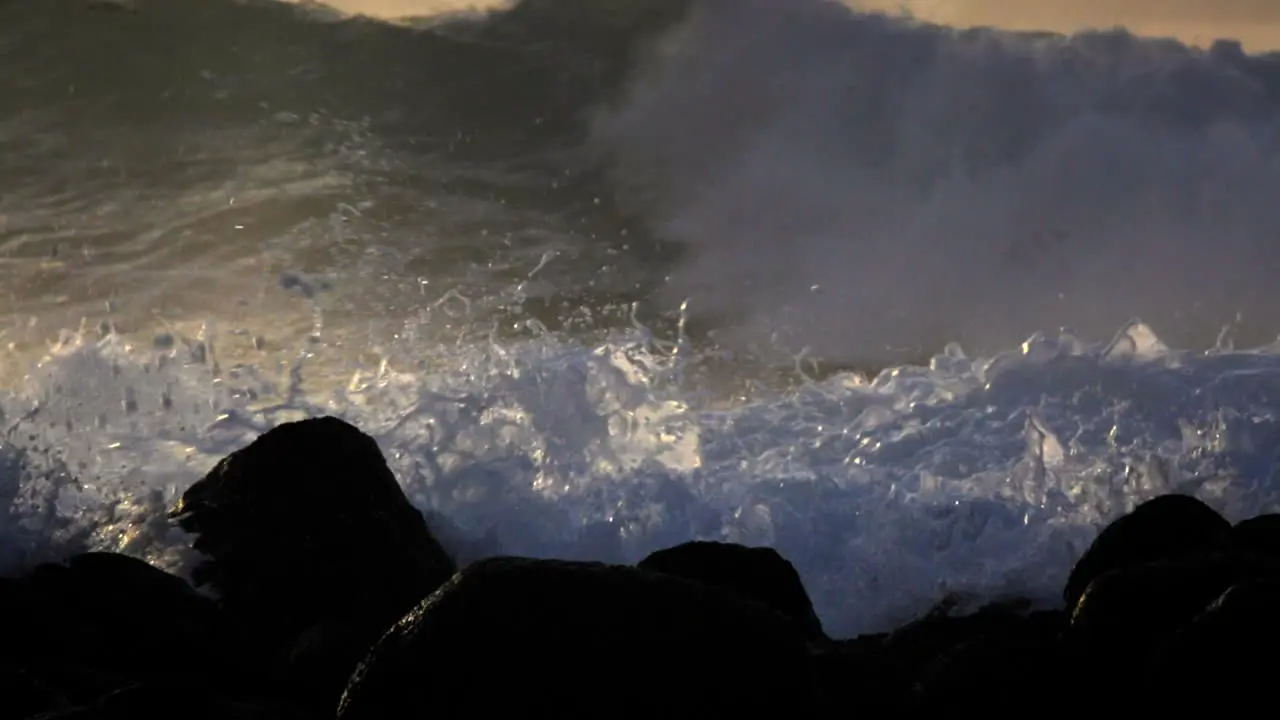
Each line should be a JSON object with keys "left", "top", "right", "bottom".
{"left": 590, "top": 0, "right": 1280, "bottom": 366}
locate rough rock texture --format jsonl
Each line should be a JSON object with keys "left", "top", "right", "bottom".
{"left": 336, "top": 557, "right": 816, "bottom": 719}
{"left": 10, "top": 412, "right": 1280, "bottom": 719}
{"left": 1145, "top": 578, "right": 1280, "bottom": 707}
{"left": 0, "top": 552, "right": 238, "bottom": 713}
{"left": 1218, "top": 513, "right": 1280, "bottom": 559}
{"left": 24, "top": 683, "right": 308, "bottom": 720}
{"left": 1062, "top": 493, "right": 1229, "bottom": 610}
{"left": 911, "top": 607, "right": 1066, "bottom": 713}
{"left": 168, "top": 416, "right": 456, "bottom": 712}
{"left": 638, "top": 540, "right": 825, "bottom": 639}
{"left": 1056, "top": 496, "right": 1280, "bottom": 710}
{"left": 811, "top": 595, "right": 1065, "bottom": 714}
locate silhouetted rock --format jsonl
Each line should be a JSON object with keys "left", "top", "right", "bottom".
{"left": 1064, "top": 551, "right": 1280, "bottom": 712}
{"left": 1145, "top": 578, "right": 1280, "bottom": 707}
{"left": 0, "top": 552, "right": 236, "bottom": 712}
{"left": 1219, "top": 513, "right": 1280, "bottom": 559}
{"left": 810, "top": 633, "right": 897, "bottom": 714}
{"left": 912, "top": 608, "right": 1067, "bottom": 713}
{"left": 1063, "top": 494, "right": 1229, "bottom": 610}
{"left": 11, "top": 424, "right": 1280, "bottom": 720}
{"left": 637, "top": 540, "right": 825, "bottom": 639}
{"left": 336, "top": 557, "right": 815, "bottom": 719}
{"left": 1, "top": 662, "right": 73, "bottom": 718}
{"left": 812, "top": 595, "right": 1053, "bottom": 713}
{"left": 881, "top": 596, "right": 1040, "bottom": 676}
{"left": 168, "top": 416, "right": 457, "bottom": 713}
{"left": 25, "top": 683, "right": 307, "bottom": 720}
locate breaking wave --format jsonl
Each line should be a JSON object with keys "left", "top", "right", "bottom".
{"left": 5, "top": 0, "right": 1280, "bottom": 638}
{"left": 589, "top": 0, "right": 1280, "bottom": 366}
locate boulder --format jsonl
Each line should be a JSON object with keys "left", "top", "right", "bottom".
{"left": 911, "top": 608, "right": 1066, "bottom": 713}
{"left": 1063, "top": 494, "right": 1228, "bottom": 610}
{"left": 1145, "top": 579, "right": 1280, "bottom": 707}
{"left": 1064, "top": 551, "right": 1280, "bottom": 712}
{"left": 813, "top": 595, "right": 1053, "bottom": 713}
{"left": 0, "top": 552, "right": 238, "bottom": 714}
{"left": 24, "top": 683, "right": 308, "bottom": 720}
{"left": 1218, "top": 513, "right": 1280, "bottom": 559}
{"left": 637, "top": 541, "right": 825, "bottom": 639}
{"left": 336, "top": 557, "right": 816, "bottom": 719}
{"left": 168, "top": 416, "right": 456, "bottom": 712}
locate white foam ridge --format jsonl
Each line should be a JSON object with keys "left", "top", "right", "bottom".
{"left": 4, "top": 313, "right": 1280, "bottom": 638}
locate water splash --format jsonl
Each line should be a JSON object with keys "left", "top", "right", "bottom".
{"left": 590, "top": 0, "right": 1280, "bottom": 367}
{"left": 5, "top": 311, "right": 1280, "bottom": 637}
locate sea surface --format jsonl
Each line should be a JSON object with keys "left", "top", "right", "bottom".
{"left": 4, "top": 0, "right": 1280, "bottom": 637}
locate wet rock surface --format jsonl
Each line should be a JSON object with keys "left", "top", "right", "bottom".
{"left": 168, "top": 416, "right": 456, "bottom": 713}
{"left": 4, "top": 419, "right": 1279, "bottom": 719}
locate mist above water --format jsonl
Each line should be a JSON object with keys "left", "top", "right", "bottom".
{"left": 589, "top": 0, "right": 1280, "bottom": 367}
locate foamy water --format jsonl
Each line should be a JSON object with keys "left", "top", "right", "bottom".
{"left": 4, "top": 0, "right": 1280, "bottom": 640}
{"left": 7, "top": 312, "right": 1280, "bottom": 637}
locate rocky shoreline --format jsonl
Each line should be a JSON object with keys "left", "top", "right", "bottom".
{"left": 4, "top": 416, "right": 1275, "bottom": 718}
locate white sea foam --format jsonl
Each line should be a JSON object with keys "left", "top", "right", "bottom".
{"left": 4, "top": 314, "right": 1280, "bottom": 638}
{"left": 6, "top": 0, "right": 1280, "bottom": 643}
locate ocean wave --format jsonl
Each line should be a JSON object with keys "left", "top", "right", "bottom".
{"left": 588, "top": 0, "right": 1280, "bottom": 366}
{"left": 13, "top": 1, "right": 1280, "bottom": 370}
{"left": 0, "top": 0, "right": 686, "bottom": 155}
{"left": 6, "top": 313, "right": 1280, "bottom": 637}
{"left": 7, "top": 0, "right": 1280, "bottom": 641}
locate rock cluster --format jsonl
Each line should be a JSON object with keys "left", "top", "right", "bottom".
{"left": 4, "top": 416, "right": 1276, "bottom": 718}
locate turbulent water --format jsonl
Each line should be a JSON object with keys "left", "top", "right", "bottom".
{"left": 4, "top": 0, "right": 1280, "bottom": 638}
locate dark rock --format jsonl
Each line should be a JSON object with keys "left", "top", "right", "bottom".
{"left": 810, "top": 634, "right": 897, "bottom": 714}
{"left": 25, "top": 683, "right": 308, "bottom": 719}
{"left": 813, "top": 595, "right": 1052, "bottom": 713}
{"left": 912, "top": 609, "right": 1067, "bottom": 713}
{"left": 0, "top": 662, "right": 73, "bottom": 718}
{"left": 23, "top": 429, "right": 1280, "bottom": 718}
{"left": 1218, "top": 513, "right": 1280, "bottom": 559}
{"left": 0, "top": 552, "right": 236, "bottom": 712}
{"left": 336, "top": 557, "right": 816, "bottom": 719}
{"left": 1065, "top": 552, "right": 1280, "bottom": 704}
{"left": 168, "top": 416, "right": 457, "bottom": 713}
{"left": 1063, "top": 494, "right": 1229, "bottom": 610}
{"left": 281, "top": 619, "right": 378, "bottom": 710}
{"left": 1144, "top": 579, "right": 1280, "bottom": 707}
{"left": 637, "top": 540, "right": 825, "bottom": 639}
{"left": 881, "top": 596, "right": 1042, "bottom": 675}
